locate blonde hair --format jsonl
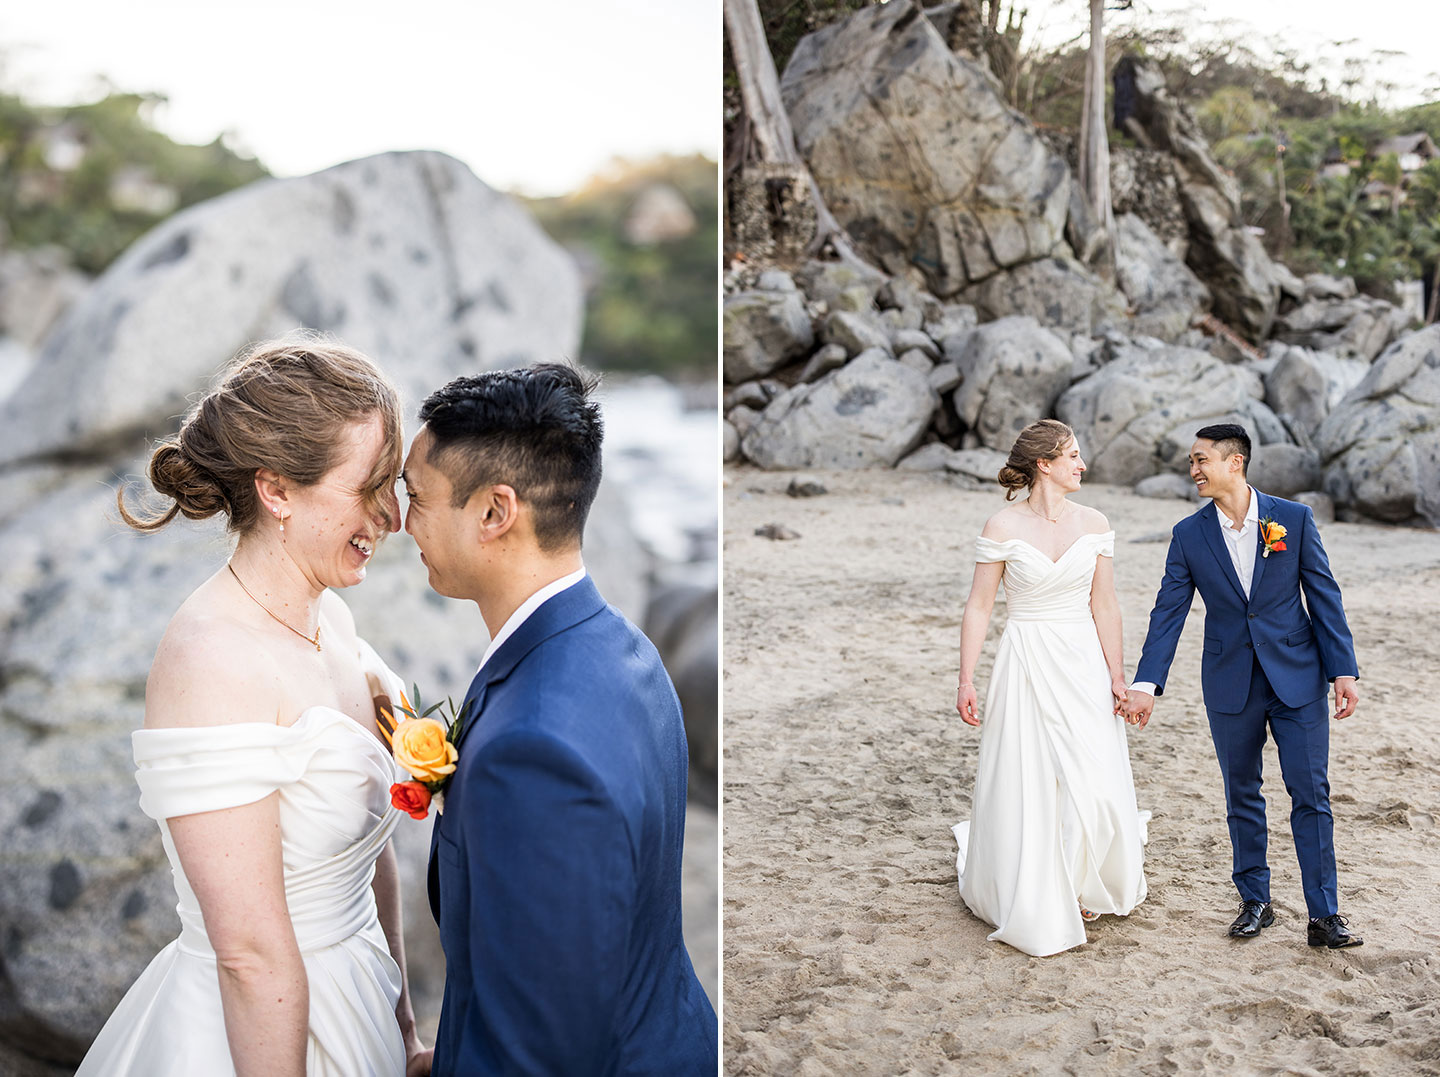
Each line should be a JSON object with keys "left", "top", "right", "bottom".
{"left": 118, "top": 335, "right": 403, "bottom": 534}
{"left": 997, "top": 419, "right": 1075, "bottom": 500}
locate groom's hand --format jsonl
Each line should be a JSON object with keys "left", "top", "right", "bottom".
{"left": 1124, "top": 689, "right": 1155, "bottom": 729}
{"left": 1333, "top": 676, "right": 1358, "bottom": 720}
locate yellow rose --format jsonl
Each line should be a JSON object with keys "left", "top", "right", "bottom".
{"left": 392, "top": 718, "right": 458, "bottom": 782}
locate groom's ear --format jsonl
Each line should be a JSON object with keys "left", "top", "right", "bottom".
{"left": 474, "top": 484, "right": 521, "bottom": 544}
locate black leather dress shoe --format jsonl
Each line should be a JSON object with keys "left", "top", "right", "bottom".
{"left": 1228, "top": 900, "right": 1275, "bottom": 938}
{"left": 1308, "top": 914, "right": 1363, "bottom": 949}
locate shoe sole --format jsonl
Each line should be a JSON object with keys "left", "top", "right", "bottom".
{"left": 1308, "top": 936, "right": 1364, "bottom": 949}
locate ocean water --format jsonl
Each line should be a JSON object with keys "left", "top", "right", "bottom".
{"left": 598, "top": 376, "right": 718, "bottom": 567}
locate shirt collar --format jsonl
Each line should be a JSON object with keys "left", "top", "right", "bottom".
{"left": 1218, "top": 486, "right": 1258, "bottom": 533}
{"left": 478, "top": 566, "right": 587, "bottom": 671}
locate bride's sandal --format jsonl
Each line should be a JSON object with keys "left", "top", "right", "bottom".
{"left": 1079, "top": 901, "right": 1100, "bottom": 922}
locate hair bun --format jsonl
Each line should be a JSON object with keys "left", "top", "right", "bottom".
{"left": 997, "top": 463, "right": 1032, "bottom": 494}
{"left": 146, "top": 442, "right": 229, "bottom": 521}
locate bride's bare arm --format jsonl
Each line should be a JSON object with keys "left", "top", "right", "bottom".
{"left": 1089, "top": 550, "right": 1127, "bottom": 706}
{"left": 148, "top": 626, "right": 307, "bottom": 1076}
{"left": 372, "top": 840, "right": 429, "bottom": 1072}
{"left": 169, "top": 797, "right": 308, "bottom": 1076}
{"left": 957, "top": 559, "right": 1005, "bottom": 725}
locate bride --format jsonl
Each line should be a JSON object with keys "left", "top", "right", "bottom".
{"left": 952, "top": 419, "right": 1148, "bottom": 956}
{"left": 81, "top": 338, "right": 429, "bottom": 1075}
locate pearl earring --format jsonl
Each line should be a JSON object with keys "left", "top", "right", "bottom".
{"left": 273, "top": 507, "right": 284, "bottom": 533}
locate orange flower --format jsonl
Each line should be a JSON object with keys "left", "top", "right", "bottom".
{"left": 392, "top": 717, "right": 459, "bottom": 782}
{"left": 1259, "top": 517, "right": 1288, "bottom": 558}
{"left": 390, "top": 781, "right": 433, "bottom": 820}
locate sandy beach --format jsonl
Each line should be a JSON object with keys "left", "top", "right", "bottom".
{"left": 722, "top": 467, "right": 1440, "bottom": 1075}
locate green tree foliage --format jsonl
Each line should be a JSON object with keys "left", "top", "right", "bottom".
{"left": 0, "top": 89, "right": 268, "bottom": 273}
{"left": 1027, "top": 21, "right": 1440, "bottom": 299}
{"left": 525, "top": 155, "right": 717, "bottom": 380}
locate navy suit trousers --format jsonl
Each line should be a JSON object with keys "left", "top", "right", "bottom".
{"left": 1206, "top": 657, "right": 1337, "bottom": 918}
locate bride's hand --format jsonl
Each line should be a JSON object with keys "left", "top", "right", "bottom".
{"left": 1111, "top": 675, "right": 1130, "bottom": 718}
{"left": 406, "top": 1045, "right": 433, "bottom": 1077}
{"left": 957, "top": 682, "right": 980, "bottom": 726}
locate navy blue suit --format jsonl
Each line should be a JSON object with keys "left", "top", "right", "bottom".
{"left": 1135, "top": 491, "right": 1358, "bottom": 917}
{"left": 427, "top": 577, "right": 717, "bottom": 1075}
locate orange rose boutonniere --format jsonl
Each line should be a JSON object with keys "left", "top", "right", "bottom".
{"left": 377, "top": 685, "right": 475, "bottom": 819}
{"left": 1259, "top": 517, "right": 1288, "bottom": 558}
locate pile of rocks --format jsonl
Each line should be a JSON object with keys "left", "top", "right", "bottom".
{"left": 725, "top": 0, "right": 1439, "bottom": 529}
{"left": 724, "top": 256, "right": 1440, "bottom": 526}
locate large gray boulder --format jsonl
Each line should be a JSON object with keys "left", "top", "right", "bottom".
{"left": 794, "top": 259, "right": 885, "bottom": 313}
{"left": 1315, "top": 325, "right": 1440, "bottom": 524}
{"left": 0, "top": 151, "right": 659, "bottom": 1063}
{"left": 1114, "top": 213, "right": 1210, "bottom": 341}
{"left": 723, "top": 289, "right": 815, "bottom": 383}
{"left": 780, "top": 0, "right": 1069, "bottom": 297}
{"left": 644, "top": 581, "right": 718, "bottom": 806}
{"left": 820, "top": 310, "right": 891, "bottom": 357}
{"left": 1274, "top": 294, "right": 1412, "bottom": 362}
{"left": 1057, "top": 342, "right": 1285, "bottom": 484}
{"left": 1263, "top": 345, "right": 1368, "bottom": 438}
{"left": 0, "top": 151, "right": 580, "bottom": 468}
{"left": 0, "top": 245, "right": 90, "bottom": 351}
{"left": 959, "top": 255, "right": 1128, "bottom": 335}
{"left": 1248, "top": 443, "right": 1323, "bottom": 498}
{"left": 741, "top": 348, "right": 937, "bottom": 468}
{"left": 1117, "top": 56, "right": 1280, "bottom": 340}
{"left": 948, "top": 316, "right": 1074, "bottom": 450}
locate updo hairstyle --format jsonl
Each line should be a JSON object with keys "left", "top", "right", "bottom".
{"left": 997, "top": 419, "right": 1075, "bottom": 501}
{"left": 118, "top": 336, "right": 404, "bottom": 534}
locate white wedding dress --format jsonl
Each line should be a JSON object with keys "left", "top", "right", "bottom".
{"left": 952, "top": 531, "right": 1149, "bottom": 956}
{"left": 76, "top": 642, "right": 407, "bottom": 1076}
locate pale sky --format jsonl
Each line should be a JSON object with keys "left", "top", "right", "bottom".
{"left": 0, "top": 0, "right": 718, "bottom": 195}
{"left": 1028, "top": 0, "right": 1440, "bottom": 108}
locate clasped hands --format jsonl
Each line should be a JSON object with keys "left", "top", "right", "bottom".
{"left": 1115, "top": 684, "right": 1154, "bottom": 729}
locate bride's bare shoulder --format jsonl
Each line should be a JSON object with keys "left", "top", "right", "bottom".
{"left": 145, "top": 607, "right": 283, "bottom": 730}
{"left": 1074, "top": 503, "right": 1112, "bottom": 533}
{"left": 981, "top": 504, "right": 1026, "bottom": 540}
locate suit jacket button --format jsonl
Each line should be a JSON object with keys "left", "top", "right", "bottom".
{"left": 1247, "top": 614, "right": 1256, "bottom": 620}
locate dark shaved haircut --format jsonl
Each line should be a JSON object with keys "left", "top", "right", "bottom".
{"left": 418, "top": 363, "right": 604, "bottom": 551}
{"left": 1194, "top": 422, "right": 1251, "bottom": 475}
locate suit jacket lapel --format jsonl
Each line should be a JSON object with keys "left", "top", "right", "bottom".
{"left": 463, "top": 576, "right": 608, "bottom": 731}
{"left": 1248, "top": 489, "right": 1273, "bottom": 598}
{"left": 428, "top": 577, "right": 608, "bottom": 924}
{"left": 1197, "top": 500, "right": 1248, "bottom": 604}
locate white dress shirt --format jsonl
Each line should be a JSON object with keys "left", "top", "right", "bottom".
{"left": 1132, "top": 487, "right": 1257, "bottom": 698}
{"left": 477, "top": 566, "right": 588, "bottom": 673}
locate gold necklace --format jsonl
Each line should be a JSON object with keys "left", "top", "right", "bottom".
{"left": 228, "top": 564, "right": 322, "bottom": 652}
{"left": 1025, "top": 498, "right": 1065, "bottom": 524}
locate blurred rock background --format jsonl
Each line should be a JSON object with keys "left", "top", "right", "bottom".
{"left": 0, "top": 74, "right": 717, "bottom": 1074}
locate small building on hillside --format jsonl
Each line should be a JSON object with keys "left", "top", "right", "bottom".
{"left": 1373, "top": 133, "right": 1438, "bottom": 173}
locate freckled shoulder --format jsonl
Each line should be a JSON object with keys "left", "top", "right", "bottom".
{"left": 146, "top": 612, "right": 286, "bottom": 729}
{"left": 981, "top": 503, "right": 1026, "bottom": 541}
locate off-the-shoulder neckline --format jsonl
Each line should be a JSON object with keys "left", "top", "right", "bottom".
{"left": 136, "top": 705, "right": 391, "bottom": 758}
{"left": 979, "top": 530, "right": 1114, "bottom": 565}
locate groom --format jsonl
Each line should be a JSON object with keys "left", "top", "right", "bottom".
{"left": 1124, "top": 424, "right": 1362, "bottom": 948}
{"left": 400, "top": 364, "right": 717, "bottom": 1074}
